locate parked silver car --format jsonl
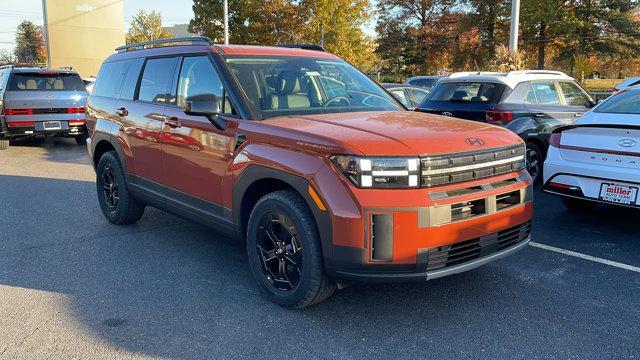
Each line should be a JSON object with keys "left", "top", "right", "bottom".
{"left": 0, "top": 65, "right": 88, "bottom": 150}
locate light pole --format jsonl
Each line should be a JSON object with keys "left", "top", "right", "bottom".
{"left": 508, "top": 0, "right": 520, "bottom": 53}
{"left": 223, "top": 0, "right": 229, "bottom": 45}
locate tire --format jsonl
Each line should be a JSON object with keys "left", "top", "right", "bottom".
{"left": 246, "top": 190, "right": 336, "bottom": 309}
{"left": 0, "top": 139, "right": 9, "bottom": 150}
{"left": 75, "top": 135, "right": 87, "bottom": 145}
{"left": 526, "top": 142, "right": 543, "bottom": 184}
{"left": 96, "top": 151, "right": 145, "bottom": 224}
{"left": 561, "top": 196, "right": 596, "bottom": 213}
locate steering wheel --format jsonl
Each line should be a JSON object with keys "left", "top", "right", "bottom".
{"left": 324, "top": 96, "right": 351, "bottom": 107}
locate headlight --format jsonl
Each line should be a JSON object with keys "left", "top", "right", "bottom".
{"left": 330, "top": 155, "right": 420, "bottom": 188}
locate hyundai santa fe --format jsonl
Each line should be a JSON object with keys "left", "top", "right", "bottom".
{"left": 86, "top": 37, "right": 533, "bottom": 308}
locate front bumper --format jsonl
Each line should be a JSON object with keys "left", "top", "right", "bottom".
{"left": 314, "top": 165, "right": 534, "bottom": 283}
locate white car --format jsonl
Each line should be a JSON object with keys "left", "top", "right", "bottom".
{"left": 543, "top": 88, "right": 640, "bottom": 211}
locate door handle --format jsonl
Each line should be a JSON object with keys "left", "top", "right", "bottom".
{"left": 532, "top": 113, "right": 545, "bottom": 118}
{"left": 115, "top": 107, "right": 128, "bottom": 117}
{"left": 573, "top": 113, "right": 583, "bottom": 117}
{"left": 165, "top": 116, "right": 182, "bottom": 128}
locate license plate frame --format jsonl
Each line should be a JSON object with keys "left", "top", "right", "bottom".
{"left": 43, "top": 121, "right": 62, "bottom": 130}
{"left": 598, "top": 183, "right": 638, "bottom": 205}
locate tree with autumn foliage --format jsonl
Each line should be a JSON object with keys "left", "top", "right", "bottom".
{"left": 189, "top": 0, "right": 377, "bottom": 70}
{"left": 126, "top": 10, "right": 172, "bottom": 44}
{"left": 14, "top": 21, "right": 46, "bottom": 64}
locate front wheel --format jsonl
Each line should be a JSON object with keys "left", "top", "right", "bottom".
{"left": 246, "top": 190, "right": 336, "bottom": 309}
{"left": 96, "top": 151, "right": 145, "bottom": 224}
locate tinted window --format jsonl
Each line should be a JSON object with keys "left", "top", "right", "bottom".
{"left": 225, "top": 56, "right": 400, "bottom": 119}
{"left": 427, "top": 82, "right": 500, "bottom": 103}
{"left": 408, "top": 78, "right": 436, "bottom": 90}
{"left": 93, "top": 61, "right": 127, "bottom": 97}
{"left": 388, "top": 88, "right": 411, "bottom": 107}
{"left": 120, "top": 58, "right": 144, "bottom": 101}
{"left": 138, "top": 57, "right": 177, "bottom": 103}
{"left": 408, "top": 88, "right": 428, "bottom": 104}
{"left": 8, "top": 72, "right": 85, "bottom": 91}
{"left": 559, "top": 81, "right": 592, "bottom": 107}
{"left": 594, "top": 90, "right": 640, "bottom": 114}
{"left": 529, "top": 81, "right": 561, "bottom": 105}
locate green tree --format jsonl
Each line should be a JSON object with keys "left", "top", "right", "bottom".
{"left": 126, "top": 10, "right": 172, "bottom": 44}
{"left": 14, "top": 20, "right": 46, "bottom": 64}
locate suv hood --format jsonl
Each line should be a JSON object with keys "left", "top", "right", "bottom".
{"left": 263, "top": 111, "right": 523, "bottom": 156}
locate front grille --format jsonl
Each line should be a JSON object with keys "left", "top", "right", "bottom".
{"left": 426, "top": 221, "right": 531, "bottom": 271}
{"left": 421, "top": 145, "right": 526, "bottom": 187}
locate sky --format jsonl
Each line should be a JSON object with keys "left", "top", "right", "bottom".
{"left": 0, "top": 0, "right": 377, "bottom": 53}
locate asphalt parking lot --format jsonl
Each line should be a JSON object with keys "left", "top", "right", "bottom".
{"left": 1, "top": 137, "right": 639, "bottom": 359}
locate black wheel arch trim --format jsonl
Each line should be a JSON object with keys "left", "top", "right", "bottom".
{"left": 232, "top": 165, "right": 334, "bottom": 258}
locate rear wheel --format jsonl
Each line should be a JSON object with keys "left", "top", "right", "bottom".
{"left": 526, "top": 142, "right": 543, "bottom": 183}
{"left": 246, "top": 190, "right": 336, "bottom": 309}
{"left": 561, "top": 196, "right": 596, "bottom": 213}
{"left": 96, "top": 151, "right": 145, "bottom": 224}
{"left": 0, "top": 139, "right": 9, "bottom": 150}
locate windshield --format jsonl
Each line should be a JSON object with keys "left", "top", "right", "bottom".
{"left": 594, "top": 90, "right": 640, "bottom": 115}
{"left": 224, "top": 56, "right": 402, "bottom": 119}
{"left": 7, "top": 72, "right": 85, "bottom": 91}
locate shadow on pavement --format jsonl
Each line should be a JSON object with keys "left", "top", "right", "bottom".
{"left": 8, "top": 136, "right": 90, "bottom": 166}
{"left": 0, "top": 175, "right": 639, "bottom": 358}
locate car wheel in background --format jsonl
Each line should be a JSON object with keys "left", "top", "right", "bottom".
{"left": 561, "top": 196, "right": 596, "bottom": 213}
{"left": 96, "top": 151, "right": 146, "bottom": 225}
{"left": 526, "top": 142, "right": 543, "bottom": 183}
{"left": 246, "top": 190, "right": 336, "bottom": 309}
{"left": 0, "top": 139, "right": 9, "bottom": 150}
{"left": 75, "top": 135, "right": 87, "bottom": 146}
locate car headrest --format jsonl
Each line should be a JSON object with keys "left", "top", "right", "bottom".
{"left": 451, "top": 90, "right": 470, "bottom": 100}
{"left": 26, "top": 79, "right": 37, "bottom": 90}
{"left": 277, "top": 72, "right": 301, "bottom": 95}
{"left": 53, "top": 79, "right": 64, "bottom": 90}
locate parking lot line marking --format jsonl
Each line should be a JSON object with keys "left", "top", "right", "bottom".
{"left": 530, "top": 242, "right": 640, "bottom": 273}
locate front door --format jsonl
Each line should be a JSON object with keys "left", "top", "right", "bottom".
{"left": 161, "top": 55, "right": 239, "bottom": 208}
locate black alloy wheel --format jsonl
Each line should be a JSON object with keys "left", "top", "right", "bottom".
{"left": 526, "top": 142, "right": 542, "bottom": 183}
{"left": 101, "top": 164, "right": 119, "bottom": 214}
{"left": 255, "top": 211, "right": 304, "bottom": 291}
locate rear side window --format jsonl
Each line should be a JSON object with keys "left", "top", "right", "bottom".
{"left": 427, "top": 82, "right": 501, "bottom": 103}
{"left": 408, "top": 88, "right": 428, "bottom": 104}
{"left": 119, "top": 58, "right": 144, "bottom": 101}
{"left": 408, "top": 78, "right": 436, "bottom": 90}
{"left": 527, "top": 81, "right": 561, "bottom": 105}
{"left": 594, "top": 91, "right": 640, "bottom": 114}
{"left": 137, "top": 57, "right": 177, "bottom": 103}
{"left": 7, "top": 72, "right": 85, "bottom": 91}
{"left": 93, "top": 61, "right": 128, "bottom": 98}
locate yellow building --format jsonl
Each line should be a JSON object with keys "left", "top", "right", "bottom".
{"left": 43, "top": 0, "right": 124, "bottom": 77}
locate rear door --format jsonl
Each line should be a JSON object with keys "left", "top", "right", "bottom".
{"left": 115, "top": 56, "right": 177, "bottom": 184}
{"left": 524, "top": 80, "right": 575, "bottom": 132}
{"left": 418, "top": 81, "right": 504, "bottom": 121}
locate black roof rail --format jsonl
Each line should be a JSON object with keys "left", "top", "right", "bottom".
{"left": 115, "top": 36, "right": 213, "bottom": 53}
{"left": 276, "top": 44, "right": 326, "bottom": 52}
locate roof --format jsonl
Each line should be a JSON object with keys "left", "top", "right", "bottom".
{"left": 215, "top": 45, "right": 340, "bottom": 59}
{"left": 440, "top": 70, "right": 575, "bottom": 88}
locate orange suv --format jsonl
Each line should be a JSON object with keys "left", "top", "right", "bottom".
{"left": 86, "top": 37, "right": 533, "bottom": 308}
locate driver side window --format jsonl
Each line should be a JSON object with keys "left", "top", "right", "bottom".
{"left": 176, "top": 56, "right": 237, "bottom": 115}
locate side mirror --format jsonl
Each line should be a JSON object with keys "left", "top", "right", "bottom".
{"left": 183, "top": 96, "right": 226, "bottom": 130}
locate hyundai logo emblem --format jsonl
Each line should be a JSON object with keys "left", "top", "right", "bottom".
{"left": 465, "top": 138, "right": 485, "bottom": 146}
{"left": 442, "top": 112, "right": 453, "bottom": 117}
{"left": 618, "top": 138, "right": 637, "bottom": 148}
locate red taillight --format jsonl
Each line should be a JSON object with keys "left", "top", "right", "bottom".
{"left": 486, "top": 111, "right": 513, "bottom": 125}
{"left": 67, "top": 107, "right": 86, "bottom": 114}
{"left": 549, "top": 132, "right": 562, "bottom": 148}
{"left": 7, "top": 121, "right": 35, "bottom": 127}
{"left": 6, "top": 108, "right": 34, "bottom": 115}
{"left": 68, "top": 119, "right": 86, "bottom": 125}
